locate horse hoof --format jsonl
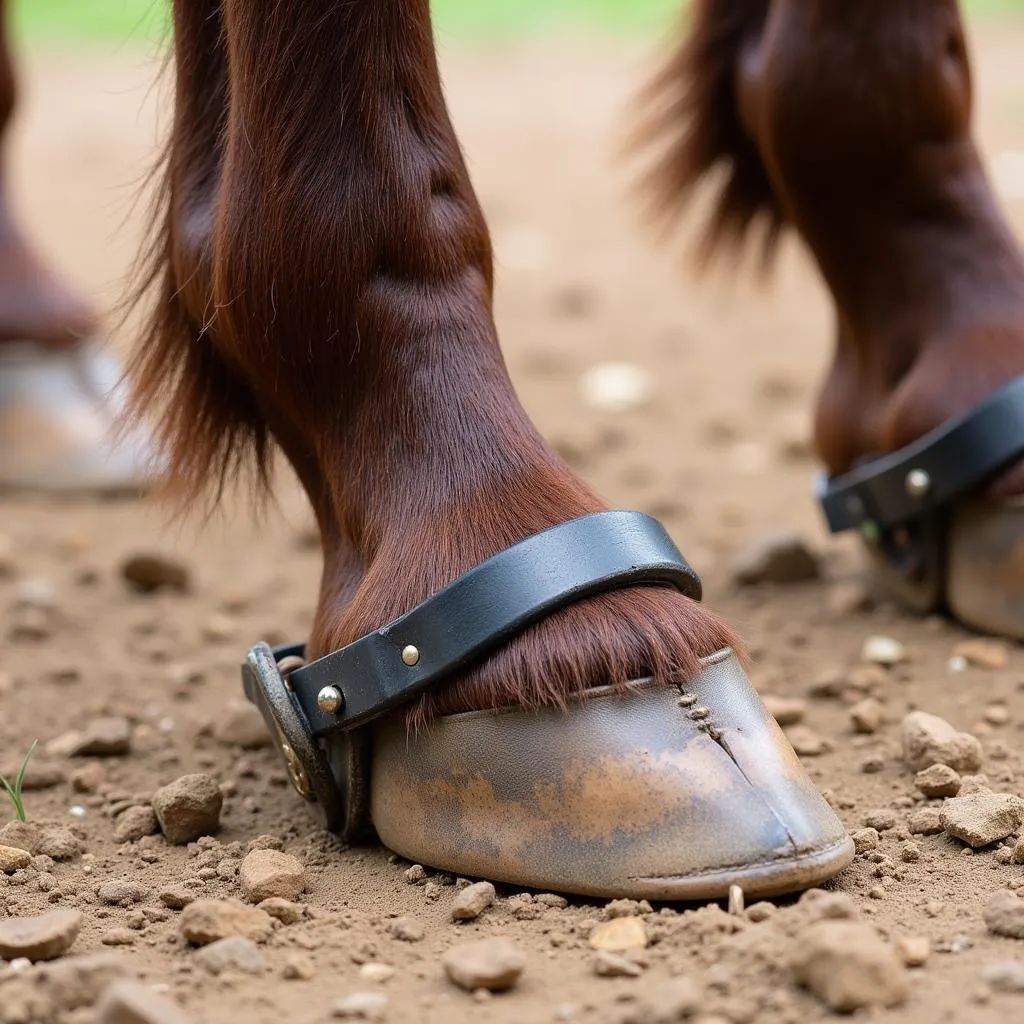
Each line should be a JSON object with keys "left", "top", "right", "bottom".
{"left": 0, "top": 341, "right": 157, "bottom": 494}
{"left": 370, "top": 648, "right": 854, "bottom": 900}
{"left": 944, "top": 498, "right": 1024, "bottom": 639}
{"left": 821, "top": 375, "right": 1024, "bottom": 640}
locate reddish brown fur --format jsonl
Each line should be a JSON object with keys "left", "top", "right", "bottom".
{"left": 642, "top": 0, "right": 1024, "bottom": 492}
{"left": 129, "top": 0, "right": 738, "bottom": 725}
{"left": 635, "top": 0, "right": 783, "bottom": 266}
{"left": 0, "top": 0, "right": 96, "bottom": 347}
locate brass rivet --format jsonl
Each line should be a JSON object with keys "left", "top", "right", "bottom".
{"left": 279, "top": 741, "right": 312, "bottom": 800}
{"left": 317, "top": 685, "right": 344, "bottom": 714}
{"left": 401, "top": 645, "right": 420, "bottom": 666}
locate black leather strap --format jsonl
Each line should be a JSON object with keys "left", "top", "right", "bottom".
{"left": 287, "top": 510, "right": 701, "bottom": 737}
{"left": 819, "top": 374, "right": 1024, "bottom": 534}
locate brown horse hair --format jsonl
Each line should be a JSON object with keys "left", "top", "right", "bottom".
{"left": 634, "top": 0, "right": 785, "bottom": 269}
{"left": 125, "top": 0, "right": 270, "bottom": 512}
{"left": 126, "top": 0, "right": 740, "bottom": 725}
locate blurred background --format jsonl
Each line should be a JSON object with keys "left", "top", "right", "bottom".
{"left": 16, "top": 0, "right": 1023, "bottom": 42}
{"left": 7, "top": 0, "right": 1024, "bottom": 553}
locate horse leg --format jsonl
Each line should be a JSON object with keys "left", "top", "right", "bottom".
{"left": 136, "top": 0, "right": 737, "bottom": 722}
{"left": 0, "top": 0, "right": 95, "bottom": 346}
{"left": 643, "top": 0, "right": 1024, "bottom": 632}
{"left": 644, "top": 0, "right": 1024, "bottom": 480}
{"left": 131, "top": 0, "right": 857, "bottom": 898}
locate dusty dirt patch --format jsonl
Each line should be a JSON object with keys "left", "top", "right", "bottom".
{"left": 3, "top": 22, "right": 1024, "bottom": 1024}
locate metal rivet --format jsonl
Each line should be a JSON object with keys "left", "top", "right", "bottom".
{"left": 905, "top": 468, "right": 931, "bottom": 499}
{"left": 689, "top": 706, "right": 711, "bottom": 721}
{"left": 401, "top": 645, "right": 420, "bottom": 666}
{"left": 279, "top": 741, "right": 312, "bottom": 799}
{"left": 317, "top": 685, "right": 343, "bottom": 714}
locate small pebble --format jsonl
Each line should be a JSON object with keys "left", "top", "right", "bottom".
{"left": 0, "top": 909, "right": 82, "bottom": 961}
{"left": 451, "top": 881, "right": 496, "bottom": 921}
{"left": 589, "top": 917, "right": 648, "bottom": 952}
{"left": 954, "top": 639, "right": 1008, "bottom": 671}
{"left": 333, "top": 992, "right": 389, "bottom": 1020}
{"left": 849, "top": 698, "right": 883, "bottom": 735}
{"left": 762, "top": 695, "right": 806, "bottom": 727}
{"left": 239, "top": 849, "right": 306, "bottom": 903}
{"left": 593, "top": 950, "right": 643, "bottom": 978}
{"left": 387, "top": 916, "right": 424, "bottom": 942}
{"left": 442, "top": 937, "right": 526, "bottom": 992}
{"left": 729, "top": 530, "right": 820, "bottom": 586}
{"left": 862, "top": 636, "right": 906, "bottom": 667}
{"left": 898, "top": 936, "right": 931, "bottom": 967}
{"left": 152, "top": 773, "right": 223, "bottom": 845}
{"left": 914, "top": 764, "right": 962, "bottom": 799}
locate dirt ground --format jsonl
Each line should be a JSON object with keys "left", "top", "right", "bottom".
{"left": 3, "top": 18, "right": 1024, "bottom": 1024}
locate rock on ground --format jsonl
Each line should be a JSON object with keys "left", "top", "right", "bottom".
{"left": 789, "top": 920, "right": 909, "bottom": 1012}
{"left": 151, "top": 773, "right": 223, "bottom": 845}
{"left": 728, "top": 530, "right": 820, "bottom": 586}
{"left": 862, "top": 635, "right": 907, "bottom": 666}
{"left": 36, "top": 826, "right": 81, "bottom": 861}
{"left": 592, "top": 950, "right": 643, "bottom": 977}
{"left": 120, "top": 553, "right": 191, "bottom": 593}
{"left": 618, "top": 978, "right": 700, "bottom": 1024}
{"left": 849, "top": 697, "right": 883, "bottom": 734}
{"left": 985, "top": 891, "right": 1024, "bottom": 939}
{"left": 97, "top": 878, "right": 147, "bottom": 906}
{"left": 73, "top": 717, "right": 133, "bottom": 757}
{"left": 589, "top": 917, "right": 648, "bottom": 951}
{"left": 388, "top": 916, "right": 424, "bottom": 942}
{"left": 194, "top": 936, "right": 264, "bottom": 975}
{"left": 158, "top": 887, "right": 195, "bottom": 910}
{"left": 0, "top": 844, "right": 32, "bottom": 873}
{"left": 906, "top": 808, "right": 943, "bottom": 837}
{"left": 914, "top": 764, "right": 962, "bottom": 798}
{"left": 982, "top": 961, "right": 1024, "bottom": 993}
{"left": 96, "top": 980, "right": 191, "bottom": 1024}
{"left": 451, "top": 881, "right": 496, "bottom": 921}
{"left": 114, "top": 806, "right": 159, "bottom": 844}
{"left": 940, "top": 790, "right": 1024, "bottom": 848}
{"left": 239, "top": 848, "right": 305, "bottom": 903}
{"left": 212, "top": 700, "right": 271, "bottom": 749}
{"left": 0, "top": 820, "right": 41, "bottom": 854}
{"left": 442, "top": 937, "right": 526, "bottom": 992}
{"left": 333, "top": 992, "right": 389, "bottom": 1020}
{"left": 901, "top": 711, "right": 983, "bottom": 772}
{"left": 953, "top": 639, "right": 1009, "bottom": 670}
{"left": 761, "top": 695, "right": 806, "bottom": 727}
{"left": 35, "top": 954, "right": 135, "bottom": 1011}
{"left": 0, "top": 909, "right": 82, "bottom": 961}
{"left": 258, "top": 898, "right": 305, "bottom": 925}
{"left": 897, "top": 936, "right": 931, "bottom": 967}
{"left": 179, "top": 899, "right": 274, "bottom": 946}
{"left": 786, "top": 725, "right": 828, "bottom": 757}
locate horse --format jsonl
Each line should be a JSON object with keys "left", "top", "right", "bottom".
{"left": 117, "top": 0, "right": 1024, "bottom": 895}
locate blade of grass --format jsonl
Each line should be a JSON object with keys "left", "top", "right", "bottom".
{"left": 14, "top": 739, "right": 37, "bottom": 795}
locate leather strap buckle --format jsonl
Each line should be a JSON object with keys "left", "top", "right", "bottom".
{"left": 817, "top": 374, "right": 1024, "bottom": 607}
{"left": 241, "top": 510, "right": 701, "bottom": 837}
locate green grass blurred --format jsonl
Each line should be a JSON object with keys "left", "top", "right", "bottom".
{"left": 14, "top": 0, "right": 1024, "bottom": 45}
